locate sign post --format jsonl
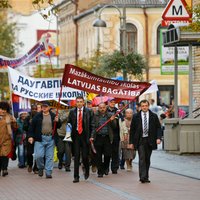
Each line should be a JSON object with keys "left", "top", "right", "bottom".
{"left": 161, "top": 0, "right": 192, "bottom": 117}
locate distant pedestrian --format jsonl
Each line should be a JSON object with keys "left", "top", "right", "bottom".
{"left": 16, "top": 111, "right": 28, "bottom": 168}
{"left": 129, "top": 100, "right": 162, "bottom": 183}
{"left": 68, "top": 96, "right": 94, "bottom": 183}
{"left": 28, "top": 101, "right": 61, "bottom": 179}
{"left": 149, "top": 99, "right": 159, "bottom": 114}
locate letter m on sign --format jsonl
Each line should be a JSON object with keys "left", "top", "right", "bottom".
{"left": 162, "top": 0, "right": 192, "bottom": 21}
{"left": 172, "top": 5, "right": 182, "bottom": 15}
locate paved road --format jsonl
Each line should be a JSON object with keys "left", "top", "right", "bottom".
{"left": 0, "top": 146, "right": 200, "bottom": 200}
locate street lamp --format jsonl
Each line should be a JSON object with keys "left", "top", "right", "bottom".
{"left": 93, "top": 4, "right": 127, "bottom": 81}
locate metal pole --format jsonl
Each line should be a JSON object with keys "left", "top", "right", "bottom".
{"left": 189, "top": 44, "right": 193, "bottom": 118}
{"left": 56, "top": 15, "right": 59, "bottom": 68}
{"left": 121, "top": 6, "right": 127, "bottom": 81}
{"left": 174, "top": 46, "right": 178, "bottom": 118}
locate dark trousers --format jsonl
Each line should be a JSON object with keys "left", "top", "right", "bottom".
{"left": 0, "top": 156, "right": 9, "bottom": 170}
{"left": 27, "top": 142, "right": 38, "bottom": 171}
{"left": 89, "top": 147, "right": 96, "bottom": 167}
{"left": 57, "top": 136, "right": 71, "bottom": 168}
{"left": 111, "top": 139, "right": 120, "bottom": 172}
{"left": 27, "top": 142, "right": 34, "bottom": 167}
{"left": 73, "top": 133, "right": 89, "bottom": 179}
{"left": 95, "top": 135, "right": 111, "bottom": 175}
{"left": 138, "top": 137, "right": 152, "bottom": 180}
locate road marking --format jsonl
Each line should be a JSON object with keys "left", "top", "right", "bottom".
{"left": 89, "top": 179, "right": 142, "bottom": 200}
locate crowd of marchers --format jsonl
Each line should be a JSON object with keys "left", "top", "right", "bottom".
{"left": 0, "top": 97, "right": 176, "bottom": 183}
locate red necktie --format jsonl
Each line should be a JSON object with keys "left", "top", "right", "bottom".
{"left": 78, "top": 109, "right": 83, "bottom": 134}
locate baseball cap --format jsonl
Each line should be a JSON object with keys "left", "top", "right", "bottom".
{"left": 41, "top": 101, "right": 50, "bottom": 107}
{"left": 108, "top": 98, "right": 116, "bottom": 102}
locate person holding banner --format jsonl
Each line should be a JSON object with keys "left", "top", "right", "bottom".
{"left": 28, "top": 101, "right": 61, "bottom": 179}
{"left": 129, "top": 100, "right": 162, "bottom": 183}
{"left": 107, "top": 98, "right": 121, "bottom": 174}
{"left": 90, "top": 102, "right": 116, "bottom": 178}
{"left": 68, "top": 96, "right": 94, "bottom": 183}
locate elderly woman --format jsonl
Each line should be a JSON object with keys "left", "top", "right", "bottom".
{"left": 119, "top": 108, "right": 136, "bottom": 171}
{"left": 0, "top": 101, "right": 17, "bottom": 176}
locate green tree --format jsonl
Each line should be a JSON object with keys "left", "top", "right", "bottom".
{"left": 32, "top": 64, "right": 60, "bottom": 78}
{"left": 0, "top": 0, "right": 11, "bottom": 9}
{"left": 76, "top": 50, "right": 103, "bottom": 72}
{"left": 93, "top": 50, "right": 147, "bottom": 81}
{"left": 0, "top": 13, "right": 22, "bottom": 101}
{"left": 0, "top": 14, "right": 18, "bottom": 57}
{"left": 183, "top": 3, "right": 200, "bottom": 32}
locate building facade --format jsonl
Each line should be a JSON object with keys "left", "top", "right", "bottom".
{"left": 193, "top": 0, "right": 200, "bottom": 109}
{"left": 56, "top": 0, "right": 198, "bottom": 107}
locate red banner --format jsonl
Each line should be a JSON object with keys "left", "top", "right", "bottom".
{"left": 62, "top": 64, "right": 151, "bottom": 100}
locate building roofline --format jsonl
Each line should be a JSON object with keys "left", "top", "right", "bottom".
{"left": 73, "top": 3, "right": 167, "bottom": 21}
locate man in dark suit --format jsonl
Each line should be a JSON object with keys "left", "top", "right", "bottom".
{"left": 68, "top": 96, "right": 94, "bottom": 183}
{"left": 107, "top": 98, "right": 121, "bottom": 174}
{"left": 90, "top": 102, "right": 116, "bottom": 178}
{"left": 129, "top": 99, "right": 161, "bottom": 183}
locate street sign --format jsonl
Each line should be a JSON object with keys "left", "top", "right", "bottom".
{"left": 162, "top": 0, "right": 192, "bottom": 21}
{"left": 161, "top": 20, "right": 189, "bottom": 27}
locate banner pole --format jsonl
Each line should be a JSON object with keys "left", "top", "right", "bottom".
{"left": 96, "top": 98, "right": 135, "bottom": 133}
{"left": 52, "top": 84, "right": 63, "bottom": 136}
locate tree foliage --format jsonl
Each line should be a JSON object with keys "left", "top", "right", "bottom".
{"left": 76, "top": 50, "right": 103, "bottom": 72}
{"left": 183, "top": 3, "right": 200, "bottom": 32}
{"left": 0, "top": 14, "right": 23, "bottom": 101}
{"left": 93, "top": 50, "right": 147, "bottom": 80}
{"left": 0, "top": 13, "right": 23, "bottom": 57}
{"left": 0, "top": 0, "right": 11, "bottom": 9}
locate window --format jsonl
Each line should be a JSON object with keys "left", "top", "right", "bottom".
{"left": 126, "top": 23, "right": 137, "bottom": 53}
{"left": 157, "top": 24, "right": 162, "bottom": 54}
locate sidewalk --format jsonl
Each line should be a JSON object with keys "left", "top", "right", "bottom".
{"left": 134, "top": 143, "right": 200, "bottom": 179}
{"left": 0, "top": 146, "right": 200, "bottom": 200}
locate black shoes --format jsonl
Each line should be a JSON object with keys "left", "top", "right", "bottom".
{"left": 98, "top": 174, "right": 103, "bottom": 178}
{"left": 104, "top": 169, "right": 109, "bottom": 175}
{"left": 2, "top": 170, "right": 8, "bottom": 177}
{"left": 38, "top": 169, "right": 43, "bottom": 177}
{"left": 140, "top": 179, "right": 151, "bottom": 183}
{"left": 58, "top": 163, "right": 63, "bottom": 170}
{"left": 112, "top": 170, "right": 118, "bottom": 174}
{"left": 38, "top": 169, "right": 52, "bottom": 179}
{"left": 27, "top": 166, "right": 32, "bottom": 173}
{"left": 46, "top": 174, "right": 52, "bottom": 179}
{"left": 84, "top": 172, "right": 89, "bottom": 180}
{"left": 73, "top": 178, "right": 79, "bottom": 183}
{"left": 65, "top": 167, "right": 71, "bottom": 172}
